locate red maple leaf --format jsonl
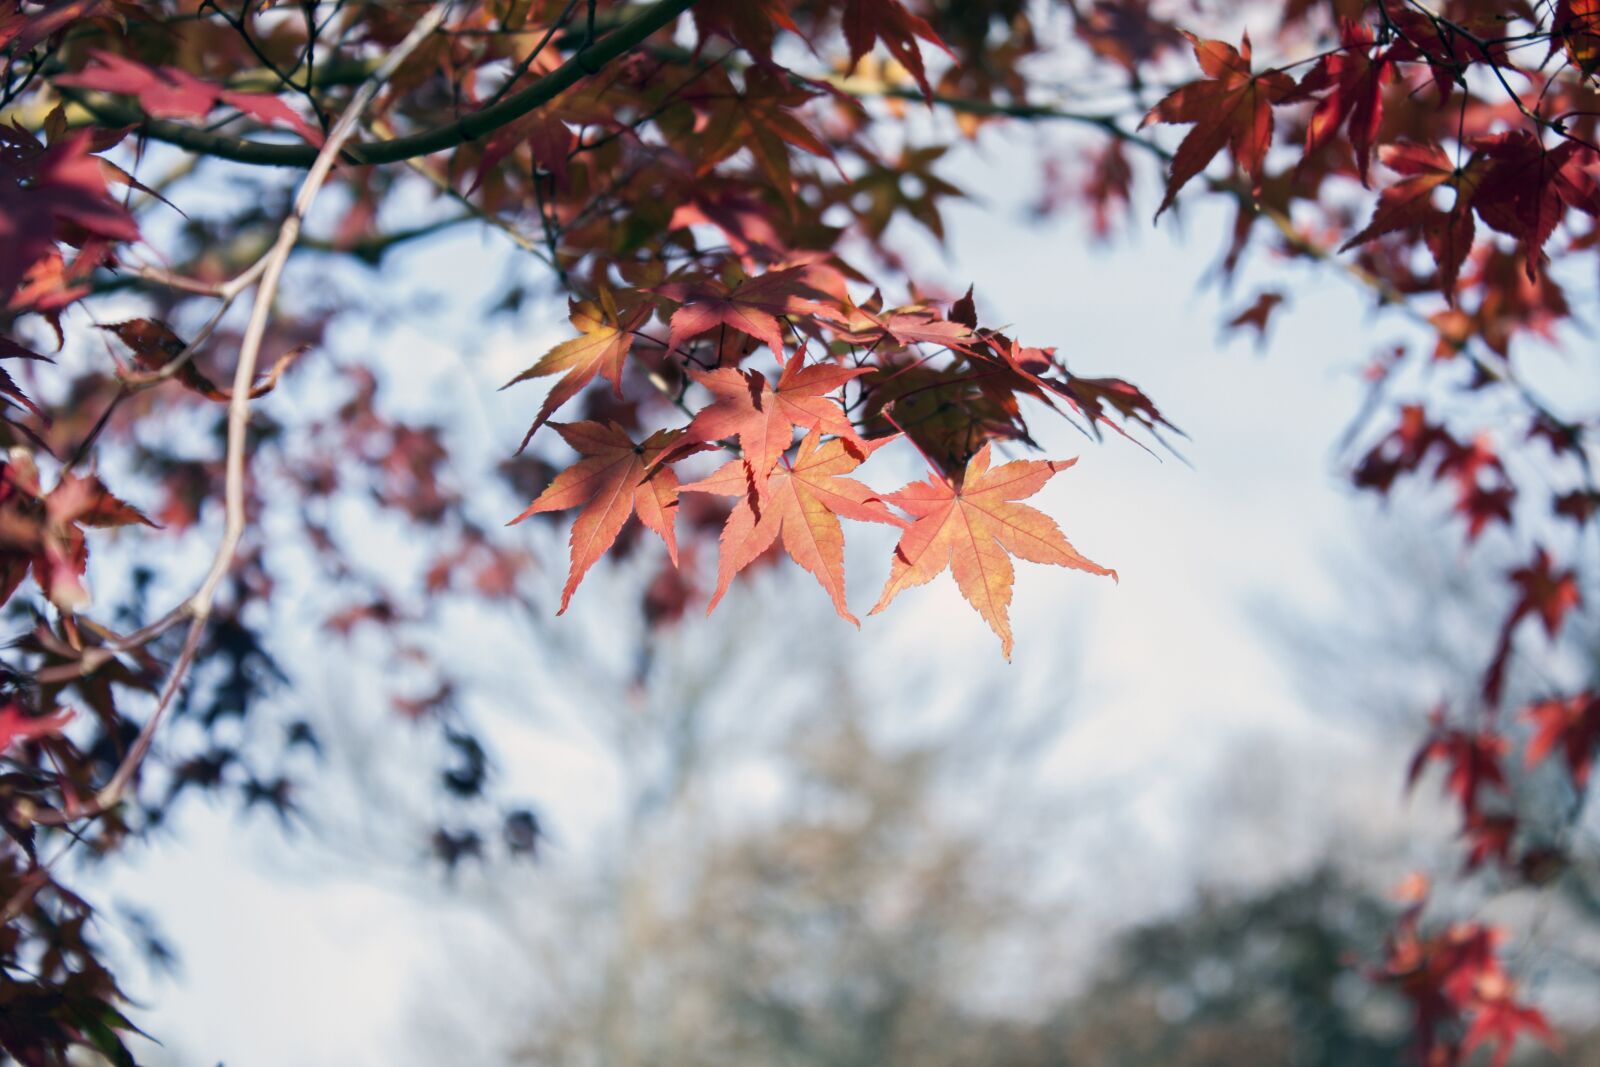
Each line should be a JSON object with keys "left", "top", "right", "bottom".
{"left": 1461, "top": 980, "right": 1558, "bottom": 1067}
{"left": 1553, "top": 489, "right": 1600, "bottom": 525}
{"left": 1224, "top": 290, "right": 1285, "bottom": 343}
{"left": 0, "top": 702, "right": 73, "bottom": 755}
{"left": 692, "top": 0, "right": 801, "bottom": 60}
{"left": 1460, "top": 812, "right": 1518, "bottom": 872}
{"left": 658, "top": 267, "right": 829, "bottom": 358}
{"left": 819, "top": 293, "right": 978, "bottom": 350}
{"left": 837, "top": 0, "right": 953, "bottom": 99}
{"left": 0, "top": 128, "right": 139, "bottom": 304}
{"left": 0, "top": 456, "right": 156, "bottom": 611}
{"left": 1407, "top": 714, "right": 1508, "bottom": 819}
{"left": 1295, "top": 20, "right": 1393, "bottom": 184}
{"left": 1340, "top": 143, "right": 1482, "bottom": 298}
{"left": 1052, "top": 369, "right": 1183, "bottom": 446}
{"left": 1141, "top": 32, "right": 1294, "bottom": 216}
{"left": 1523, "top": 691, "right": 1600, "bottom": 788}
{"left": 1509, "top": 546, "right": 1582, "bottom": 639}
{"left": 0, "top": 0, "right": 100, "bottom": 54}
{"left": 467, "top": 112, "right": 575, "bottom": 194}
{"left": 1484, "top": 547, "right": 1582, "bottom": 705}
{"left": 1555, "top": 0, "right": 1600, "bottom": 75}
{"left": 1472, "top": 131, "right": 1600, "bottom": 280}
{"left": 57, "top": 50, "right": 322, "bottom": 143}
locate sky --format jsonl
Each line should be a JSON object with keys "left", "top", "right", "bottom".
{"left": 90, "top": 116, "right": 1469, "bottom": 1066}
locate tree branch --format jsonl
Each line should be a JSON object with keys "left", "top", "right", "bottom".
{"left": 845, "top": 79, "right": 1595, "bottom": 486}
{"left": 35, "top": 1, "right": 454, "bottom": 827}
{"left": 61, "top": 0, "right": 696, "bottom": 168}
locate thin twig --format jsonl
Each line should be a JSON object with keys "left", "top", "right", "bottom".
{"left": 35, "top": 1, "right": 453, "bottom": 827}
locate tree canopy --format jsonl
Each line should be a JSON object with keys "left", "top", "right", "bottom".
{"left": 2, "top": 0, "right": 1598, "bottom": 1062}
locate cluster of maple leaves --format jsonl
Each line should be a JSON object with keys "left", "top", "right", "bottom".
{"left": 500, "top": 278, "right": 1135, "bottom": 656}
{"left": 1377, "top": 875, "right": 1557, "bottom": 1067}
{"left": 0, "top": 0, "right": 1597, "bottom": 1061}
{"left": 1131, "top": 10, "right": 1600, "bottom": 1063}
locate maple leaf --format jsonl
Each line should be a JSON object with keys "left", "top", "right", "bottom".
{"left": 1295, "top": 19, "right": 1392, "bottom": 184}
{"left": 0, "top": 701, "right": 72, "bottom": 755}
{"left": 58, "top": 50, "right": 219, "bottom": 118}
{"left": 1460, "top": 812, "right": 1517, "bottom": 872}
{"left": 1224, "top": 290, "right": 1285, "bottom": 344}
{"left": 819, "top": 294, "right": 977, "bottom": 350}
{"left": 0, "top": 0, "right": 100, "bottom": 54}
{"left": 1455, "top": 483, "right": 1516, "bottom": 542}
{"left": 692, "top": 0, "right": 800, "bottom": 59}
{"left": 858, "top": 357, "right": 1033, "bottom": 472}
{"left": 467, "top": 111, "right": 574, "bottom": 195}
{"left": 502, "top": 289, "right": 648, "bottom": 450}
{"left": 100, "top": 319, "right": 308, "bottom": 402}
{"left": 681, "top": 429, "right": 904, "bottom": 623}
{"left": 49, "top": 472, "right": 158, "bottom": 529}
{"left": 1072, "top": 0, "right": 1183, "bottom": 72}
{"left": 1554, "top": 488, "right": 1600, "bottom": 525}
{"left": 657, "top": 267, "right": 828, "bottom": 358}
{"left": 1471, "top": 132, "right": 1600, "bottom": 280}
{"left": 847, "top": 143, "right": 966, "bottom": 241}
{"left": 870, "top": 444, "right": 1114, "bottom": 658}
{"left": 1406, "top": 714, "right": 1507, "bottom": 818}
{"left": 676, "top": 67, "right": 841, "bottom": 215}
{"left": 1483, "top": 547, "right": 1582, "bottom": 705}
{"left": 1555, "top": 0, "right": 1600, "bottom": 76}
{"left": 1080, "top": 140, "right": 1135, "bottom": 240}
{"left": 1141, "top": 32, "right": 1294, "bottom": 216}
{"left": 838, "top": 0, "right": 954, "bottom": 99}
{"left": 1461, "top": 987, "right": 1558, "bottom": 1067}
{"left": 1523, "top": 691, "right": 1600, "bottom": 788}
{"left": 682, "top": 353, "right": 870, "bottom": 496}
{"left": 1508, "top": 546, "right": 1582, "bottom": 639}
{"left": 509, "top": 422, "right": 690, "bottom": 615}
{"left": 101, "top": 318, "right": 224, "bottom": 398}
{"left": 0, "top": 456, "right": 155, "bottom": 611}
{"left": 0, "top": 340, "right": 46, "bottom": 420}
{"left": 1053, "top": 370, "right": 1184, "bottom": 447}
{"left": 668, "top": 184, "right": 786, "bottom": 259}
{"left": 1, "top": 129, "right": 139, "bottom": 303}
{"left": 57, "top": 50, "right": 322, "bottom": 143}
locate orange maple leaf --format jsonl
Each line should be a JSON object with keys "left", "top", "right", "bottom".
{"left": 1557, "top": 0, "right": 1600, "bottom": 76}
{"left": 681, "top": 429, "right": 904, "bottom": 623}
{"left": 509, "top": 422, "right": 689, "bottom": 614}
{"left": 870, "top": 444, "right": 1114, "bottom": 658}
{"left": 683, "top": 353, "right": 869, "bottom": 497}
{"left": 1141, "top": 32, "right": 1294, "bottom": 216}
{"left": 502, "top": 289, "right": 647, "bottom": 450}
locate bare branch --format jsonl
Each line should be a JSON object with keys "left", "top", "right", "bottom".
{"left": 62, "top": 0, "right": 695, "bottom": 169}
{"left": 35, "top": 1, "right": 455, "bottom": 827}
